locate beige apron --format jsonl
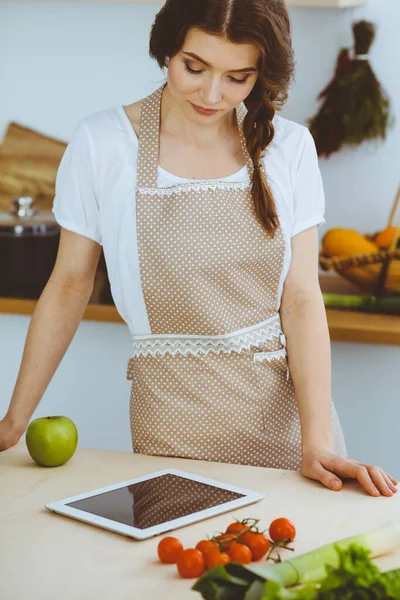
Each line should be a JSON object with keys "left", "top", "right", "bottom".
{"left": 127, "top": 85, "right": 346, "bottom": 470}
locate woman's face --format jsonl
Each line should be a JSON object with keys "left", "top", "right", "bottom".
{"left": 167, "top": 28, "right": 260, "bottom": 124}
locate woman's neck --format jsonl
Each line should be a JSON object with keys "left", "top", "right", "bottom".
{"left": 160, "top": 84, "right": 237, "bottom": 149}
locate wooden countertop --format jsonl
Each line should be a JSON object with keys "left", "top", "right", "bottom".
{"left": 1, "top": 294, "right": 399, "bottom": 346}
{"left": 0, "top": 296, "right": 124, "bottom": 324}
{"left": 1, "top": 443, "right": 399, "bottom": 600}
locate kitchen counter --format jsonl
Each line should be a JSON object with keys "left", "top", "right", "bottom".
{"left": 1, "top": 295, "right": 399, "bottom": 346}
{"left": 1, "top": 443, "right": 400, "bottom": 600}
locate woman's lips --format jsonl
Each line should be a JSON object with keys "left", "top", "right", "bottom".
{"left": 190, "top": 102, "right": 220, "bottom": 116}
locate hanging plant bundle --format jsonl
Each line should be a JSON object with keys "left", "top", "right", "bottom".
{"left": 308, "top": 48, "right": 352, "bottom": 158}
{"left": 340, "top": 21, "right": 392, "bottom": 144}
{"left": 309, "top": 20, "right": 394, "bottom": 157}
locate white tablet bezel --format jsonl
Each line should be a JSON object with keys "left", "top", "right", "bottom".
{"left": 45, "top": 468, "right": 265, "bottom": 540}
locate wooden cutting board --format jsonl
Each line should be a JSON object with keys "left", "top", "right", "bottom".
{"left": 0, "top": 121, "right": 67, "bottom": 212}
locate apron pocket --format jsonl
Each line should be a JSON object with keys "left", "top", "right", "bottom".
{"left": 252, "top": 333, "right": 290, "bottom": 380}
{"left": 252, "top": 333, "right": 292, "bottom": 434}
{"left": 253, "top": 349, "right": 289, "bottom": 379}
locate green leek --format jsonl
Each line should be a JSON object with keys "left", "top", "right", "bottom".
{"left": 192, "top": 521, "right": 400, "bottom": 599}
{"left": 245, "top": 520, "right": 400, "bottom": 586}
{"left": 322, "top": 293, "right": 400, "bottom": 315}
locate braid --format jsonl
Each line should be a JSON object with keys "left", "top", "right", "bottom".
{"left": 243, "top": 83, "right": 280, "bottom": 236}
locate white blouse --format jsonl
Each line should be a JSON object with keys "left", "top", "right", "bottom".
{"left": 52, "top": 105, "right": 325, "bottom": 336}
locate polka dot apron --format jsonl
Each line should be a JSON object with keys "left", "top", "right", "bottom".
{"left": 127, "top": 85, "right": 346, "bottom": 470}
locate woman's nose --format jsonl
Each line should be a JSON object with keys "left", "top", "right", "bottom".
{"left": 199, "top": 78, "right": 223, "bottom": 106}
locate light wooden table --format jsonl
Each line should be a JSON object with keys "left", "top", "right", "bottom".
{"left": 1, "top": 443, "right": 400, "bottom": 600}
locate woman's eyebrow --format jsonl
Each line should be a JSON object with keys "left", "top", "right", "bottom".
{"left": 182, "top": 51, "right": 257, "bottom": 73}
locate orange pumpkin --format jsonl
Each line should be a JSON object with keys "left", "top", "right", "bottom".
{"left": 322, "top": 228, "right": 378, "bottom": 257}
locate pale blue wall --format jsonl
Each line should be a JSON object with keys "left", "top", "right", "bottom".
{"left": 1, "top": 1, "right": 399, "bottom": 476}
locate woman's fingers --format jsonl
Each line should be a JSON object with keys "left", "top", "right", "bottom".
{"left": 327, "top": 459, "right": 398, "bottom": 496}
{"left": 367, "top": 465, "right": 394, "bottom": 496}
{"left": 322, "top": 457, "right": 381, "bottom": 496}
{"left": 381, "top": 470, "right": 398, "bottom": 493}
{"left": 304, "top": 453, "right": 398, "bottom": 497}
{"left": 302, "top": 460, "right": 343, "bottom": 491}
{"left": 352, "top": 464, "right": 381, "bottom": 496}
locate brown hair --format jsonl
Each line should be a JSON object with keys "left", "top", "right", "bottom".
{"left": 149, "top": 0, "right": 295, "bottom": 236}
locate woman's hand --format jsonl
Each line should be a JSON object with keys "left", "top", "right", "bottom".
{"left": 301, "top": 447, "right": 398, "bottom": 497}
{"left": 0, "top": 416, "right": 24, "bottom": 452}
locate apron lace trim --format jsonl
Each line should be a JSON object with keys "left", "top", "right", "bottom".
{"left": 130, "top": 314, "right": 284, "bottom": 358}
{"left": 137, "top": 180, "right": 251, "bottom": 197}
{"left": 253, "top": 348, "right": 287, "bottom": 363}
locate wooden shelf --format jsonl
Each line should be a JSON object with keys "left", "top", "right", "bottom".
{"left": 1, "top": 296, "right": 399, "bottom": 346}
{"left": 0, "top": 297, "right": 124, "bottom": 325}
{"left": 325, "top": 309, "right": 400, "bottom": 346}
{"left": 0, "top": 0, "right": 367, "bottom": 6}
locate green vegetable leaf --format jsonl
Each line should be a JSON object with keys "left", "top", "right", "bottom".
{"left": 244, "top": 580, "right": 270, "bottom": 600}
{"left": 260, "top": 545, "right": 400, "bottom": 600}
{"left": 261, "top": 580, "right": 299, "bottom": 600}
{"left": 192, "top": 564, "right": 258, "bottom": 600}
{"left": 192, "top": 537, "right": 400, "bottom": 600}
{"left": 381, "top": 568, "right": 400, "bottom": 597}
{"left": 261, "top": 580, "right": 320, "bottom": 600}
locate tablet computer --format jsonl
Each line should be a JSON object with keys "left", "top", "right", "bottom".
{"left": 45, "top": 468, "right": 265, "bottom": 540}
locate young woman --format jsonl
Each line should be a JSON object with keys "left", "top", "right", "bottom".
{"left": 0, "top": 0, "right": 397, "bottom": 497}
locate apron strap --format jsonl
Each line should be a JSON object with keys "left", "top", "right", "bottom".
{"left": 136, "top": 86, "right": 164, "bottom": 189}
{"left": 236, "top": 101, "right": 255, "bottom": 179}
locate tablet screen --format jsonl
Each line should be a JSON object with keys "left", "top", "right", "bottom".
{"left": 66, "top": 474, "right": 245, "bottom": 529}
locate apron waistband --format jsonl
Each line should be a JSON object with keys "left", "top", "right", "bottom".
{"left": 130, "top": 313, "right": 284, "bottom": 359}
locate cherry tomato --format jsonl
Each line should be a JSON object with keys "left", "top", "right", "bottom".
{"left": 228, "top": 541, "right": 252, "bottom": 564}
{"left": 157, "top": 536, "right": 184, "bottom": 564}
{"left": 269, "top": 518, "right": 296, "bottom": 543}
{"left": 214, "top": 533, "right": 237, "bottom": 552}
{"left": 196, "top": 540, "right": 219, "bottom": 556}
{"left": 225, "top": 522, "right": 249, "bottom": 537}
{"left": 205, "top": 549, "right": 231, "bottom": 570}
{"left": 177, "top": 548, "right": 206, "bottom": 579}
{"left": 240, "top": 532, "right": 270, "bottom": 561}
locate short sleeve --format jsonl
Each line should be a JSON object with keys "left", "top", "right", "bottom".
{"left": 291, "top": 128, "right": 325, "bottom": 238}
{"left": 52, "top": 120, "right": 102, "bottom": 244}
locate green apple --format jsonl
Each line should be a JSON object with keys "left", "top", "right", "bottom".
{"left": 25, "top": 416, "right": 78, "bottom": 467}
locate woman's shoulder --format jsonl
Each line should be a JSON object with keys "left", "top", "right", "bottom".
{"left": 272, "top": 114, "right": 309, "bottom": 148}
{"left": 121, "top": 99, "right": 143, "bottom": 137}
{"left": 67, "top": 99, "right": 145, "bottom": 169}
{"left": 84, "top": 99, "right": 143, "bottom": 139}
{"left": 269, "top": 114, "right": 315, "bottom": 169}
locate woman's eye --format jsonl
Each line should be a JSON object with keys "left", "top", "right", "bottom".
{"left": 229, "top": 76, "right": 250, "bottom": 85}
{"left": 184, "top": 62, "right": 250, "bottom": 85}
{"left": 184, "top": 63, "right": 203, "bottom": 75}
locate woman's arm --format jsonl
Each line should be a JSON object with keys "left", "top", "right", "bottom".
{"left": 280, "top": 226, "right": 332, "bottom": 451}
{"left": 280, "top": 226, "right": 398, "bottom": 496}
{"left": 0, "top": 228, "right": 101, "bottom": 450}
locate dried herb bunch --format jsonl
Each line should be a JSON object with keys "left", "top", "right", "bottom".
{"left": 309, "top": 20, "right": 394, "bottom": 158}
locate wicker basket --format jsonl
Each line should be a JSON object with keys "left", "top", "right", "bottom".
{"left": 319, "top": 185, "right": 400, "bottom": 296}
